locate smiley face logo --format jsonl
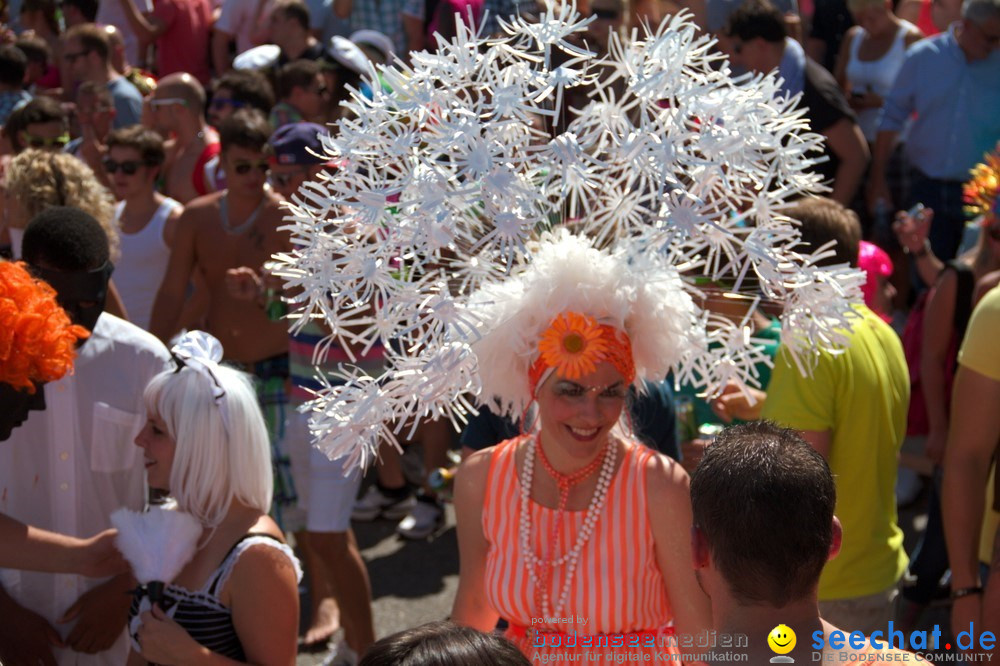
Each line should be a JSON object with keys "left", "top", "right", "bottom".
{"left": 767, "top": 624, "right": 796, "bottom": 655}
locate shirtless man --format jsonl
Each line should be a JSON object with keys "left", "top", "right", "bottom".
{"left": 146, "top": 72, "right": 220, "bottom": 204}
{"left": 150, "top": 108, "right": 288, "bottom": 365}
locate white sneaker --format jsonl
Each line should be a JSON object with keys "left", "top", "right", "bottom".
{"left": 351, "top": 485, "right": 415, "bottom": 522}
{"left": 396, "top": 498, "right": 445, "bottom": 539}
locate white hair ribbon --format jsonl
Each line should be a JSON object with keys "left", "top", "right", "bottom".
{"left": 170, "top": 331, "right": 231, "bottom": 432}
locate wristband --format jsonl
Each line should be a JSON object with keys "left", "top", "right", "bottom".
{"left": 950, "top": 586, "right": 983, "bottom": 600}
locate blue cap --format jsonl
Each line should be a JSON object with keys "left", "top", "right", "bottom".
{"left": 268, "top": 122, "right": 329, "bottom": 166}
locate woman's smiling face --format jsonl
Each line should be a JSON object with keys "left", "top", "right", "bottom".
{"left": 134, "top": 412, "right": 176, "bottom": 490}
{"left": 536, "top": 361, "right": 627, "bottom": 460}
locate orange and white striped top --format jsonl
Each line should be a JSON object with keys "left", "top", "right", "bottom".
{"left": 483, "top": 436, "right": 678, "bottom": 664}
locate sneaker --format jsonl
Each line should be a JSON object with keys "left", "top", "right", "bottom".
{"left": 351, "top": 484, "right": 415, "bottom": 521}
{"left": 396, "top": 497, "right": 445, "bottom": 539}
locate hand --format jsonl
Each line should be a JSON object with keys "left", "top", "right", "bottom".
{"left": 0, "top": 593, "right": 64, "bottom": 666}
{"left": 709, "top": 382, "right": 766, "bottom": 424}
{"left": 225, "top": 266, "right": 263, "bottom": 301}
{"left": 136, "top": 603, "right": 202, "bottom": 665}
{"left": 75, "top": 529, "right": 128, "bottom": 578}
{"left": 892, "top": 207, "right": 934, "bottom": 254}
{"left": 58, "top": 573, "right": 133, "bottom": 653}
{"left": 924, "top": 427, "right": 947, "bottom": 467}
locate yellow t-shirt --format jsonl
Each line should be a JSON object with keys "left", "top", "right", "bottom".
{"left": 959, "top": 285, "right": 1000, "bottom": 380}
{"left": 958, "top": 286, "right": 1000, "bottom": 564}
{"left": 762, "top": 305, "right": 910, "bottom": 600}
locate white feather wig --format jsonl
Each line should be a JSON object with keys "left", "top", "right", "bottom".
{"left": 469, "top": 230, "right": 698, "bottom": 418}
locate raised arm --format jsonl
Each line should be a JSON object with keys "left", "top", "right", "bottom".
{"left": 116, "top": 0, "right": 166, "bottom": 44}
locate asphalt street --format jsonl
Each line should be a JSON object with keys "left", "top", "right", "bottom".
{"left": 296, "top": 504, "right": 460, "bottom": 665}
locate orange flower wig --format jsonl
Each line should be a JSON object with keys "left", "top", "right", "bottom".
{"left": 0, "top": 262, "right": 89, "bottom": 393}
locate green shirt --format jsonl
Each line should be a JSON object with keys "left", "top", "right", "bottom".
{"left": 763, "top": 305, "right": 910, "bottom": 600}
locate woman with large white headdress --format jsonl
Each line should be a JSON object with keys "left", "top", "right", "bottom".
{"left": 126, "top": 331, "right": 301, "bottom": 665}
{"left": 271, "top": 1, "right": 865, "bottom": 663}
{"left": 451, "top": 231, "right": 712, "bottom": 663}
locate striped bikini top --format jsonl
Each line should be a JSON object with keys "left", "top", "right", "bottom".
{"left": 128, "top": 534, "right": 302, "bottom": 660}
{"left": 482, "top": 436, "right": 674, "bottom": 635}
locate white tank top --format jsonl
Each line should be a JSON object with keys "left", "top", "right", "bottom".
{"left": 114, "top": 198, "right": 181, "bottom": 331}
{"left": 845, "top": 22, "right": 914, "bottom": 142}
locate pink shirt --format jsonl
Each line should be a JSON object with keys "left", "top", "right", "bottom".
{"left": 153, "top": 0, "right": 213, "bottom": 84}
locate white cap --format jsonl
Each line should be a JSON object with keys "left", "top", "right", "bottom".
{"left": 349, "top": 29, "right": 395, "bottom": 61}
{"left": 232, "top": 44, "right": 281, "bottom": 71}
{"left": 328, "top": 35, "right": 370, "bottom": 75}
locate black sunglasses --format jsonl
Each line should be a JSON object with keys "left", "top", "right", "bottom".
{"left": 233, "top": 160, "right": 270, "bottom": 175}
{"left": 103, "top": 158, "right": 147, "bottom": 175}
{"left": 210, "top": 97, "right": 246, "bottom": 110}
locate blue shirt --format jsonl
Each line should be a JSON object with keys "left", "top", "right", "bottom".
{"left": 107, "top": 76, "right": 144, "bottom": 129}
{"left": 0, "top": 89, "right": 31, "bottom": 126}
{"left": 878, "top": 27, "right": 1000, "bottom": 181}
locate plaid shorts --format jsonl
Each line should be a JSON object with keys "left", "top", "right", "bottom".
{"left": 235, "top": 353, "right": 297, "bottom": 530}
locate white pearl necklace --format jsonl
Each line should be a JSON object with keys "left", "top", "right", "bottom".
{"left": 518, "top": 434, "right": 617, "bottom": 621}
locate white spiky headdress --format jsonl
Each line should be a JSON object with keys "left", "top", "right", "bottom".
{"left": 272, "top": 4, "right": 865, "bottom": 470}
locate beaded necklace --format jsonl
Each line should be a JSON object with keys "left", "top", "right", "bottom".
{"left": 519, "top": 434, "right": 617, "bottom": 620}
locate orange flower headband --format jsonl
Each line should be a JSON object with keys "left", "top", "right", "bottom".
{"left": 528, "top": 311, "right": 635, "bottom": 396}
{"left": 964, "top": 150, "right": 999, "bottom": 223}
{"left": 0, "top": 262, "right": 89, "bottom": 394}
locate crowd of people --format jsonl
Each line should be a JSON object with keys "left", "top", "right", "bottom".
{"left": 0, "top": 0, "right": 998, "bottom": 664}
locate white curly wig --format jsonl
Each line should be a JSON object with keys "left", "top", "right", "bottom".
{"left": 469, "top": 230, "right": 698, "bottom": 418}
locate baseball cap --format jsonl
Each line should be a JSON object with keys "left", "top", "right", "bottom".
{"left": 268, "top": 122, "right": 329, "bottom": 166}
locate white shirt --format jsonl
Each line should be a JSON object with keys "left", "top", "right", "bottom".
{"left": 216, "top": 0, "right": 270, "bottom": 55}
{"left": 97, "top": 0, "right": 154, "bottom": 66}
{"left": 0, "top": 314, "right": 170, "bottom": 665}
{"left": 114, "top": 198, "right": 181, "bottom": 331}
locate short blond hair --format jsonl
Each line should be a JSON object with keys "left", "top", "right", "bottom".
{"left": 5, "top": 150, "right": 119, "bottom": 261}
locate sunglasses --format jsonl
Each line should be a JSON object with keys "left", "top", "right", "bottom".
{"left": 21, "top": 132, "right": 70, "bottom": 148}
{"left": 233, "top": 160, "right": 270, "bottom": 175}
{"left": 103, "top": 158, "right": 148, "bottom": 175}
{"left": 210, "top": 97, "right": 246, "bottom": 110}
{"left": 150, "top": 97, "right": 189, "bottom": 108}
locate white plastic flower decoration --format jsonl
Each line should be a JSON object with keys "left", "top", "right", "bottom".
{"left": 273, "top": 1, "right": 864, "bottom": 467}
